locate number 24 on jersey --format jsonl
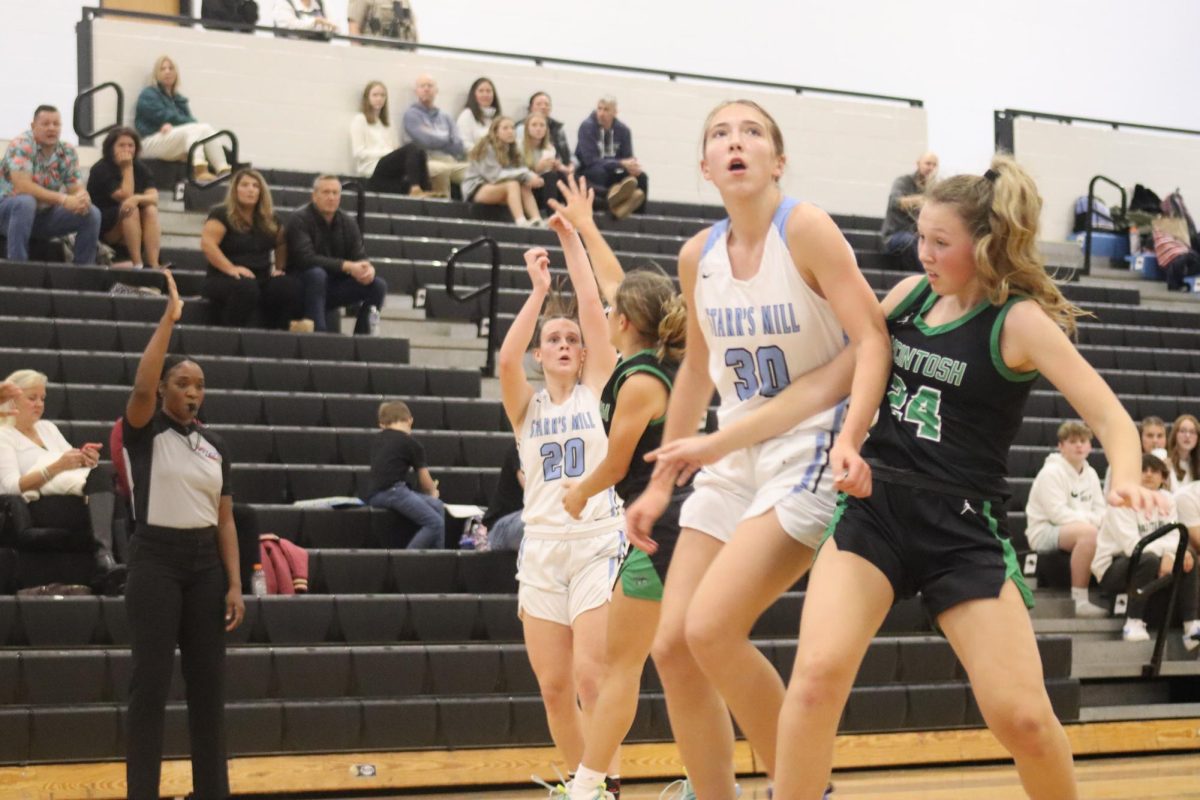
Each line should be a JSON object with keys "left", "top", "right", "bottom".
{"left": 887, "top": 375, "right": 943, "bottom": 441}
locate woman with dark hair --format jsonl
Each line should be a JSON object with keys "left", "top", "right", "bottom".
{"left": 200, "top": 168, "right": 297, "bottom": 328}
{"left": 86, "top": 126, "right": 162, "bottom": 269}
{"left": 123, "top": 271, "right": 244, "bottom": 800}
{"left": 350, "top": 80, "right": 430, "bottom": 196}
{"left": 456, "top": 76, "right": 501, "bottom": 150}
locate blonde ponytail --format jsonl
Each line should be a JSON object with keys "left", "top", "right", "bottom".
{"left": 656, "top": 293, "right": 688, "bottom": 364}
{"left": 614, "top": 270, "right": 687, "bottom": 364}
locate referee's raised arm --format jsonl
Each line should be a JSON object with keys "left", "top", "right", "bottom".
{"left": 126, "top": 270, "right": 182, "bottom": 429}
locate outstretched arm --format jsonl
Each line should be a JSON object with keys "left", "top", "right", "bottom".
{"left": 548, "top": 214, "right": 616, "bottom": 391}
{"left": 549, "top": 174, "right": 625, "bottom": 303}
{"left": 126, "top": 271, "right": 181, "bottom": 429}
{"left": 498, "top": 249, "right": 550, "bottom": 432}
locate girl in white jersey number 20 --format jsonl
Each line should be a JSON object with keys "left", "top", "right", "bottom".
{"left": 498, "top": 244, "right": 625, "bottom": 784}
{"left": 627, "top": 100, "right": 891, "bottom": 799}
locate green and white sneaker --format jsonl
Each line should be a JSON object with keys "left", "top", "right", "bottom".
{"left": 532, "top": 772, "right": 613, "bottom": 800}
{"left": 658, "top": 778, "right": 741, "bottom": 799}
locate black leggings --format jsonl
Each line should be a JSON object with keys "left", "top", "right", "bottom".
{"left": 1099, "top": 552, "right": 1200, "bottom": 621}
{"left": 125, "top": 524, "right": 229, "bottom": 799}
{"left": 369, "top": 143, "right": 431, "bottom": 194}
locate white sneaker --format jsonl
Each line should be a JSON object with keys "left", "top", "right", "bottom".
{"left": 1183, "top": 623, "right": 1200, "bottom": 652}
{"left": 1074, "top": 600, "right": 1108, "bottom": 618}
{"left": 658, "top": 779, "right": 740, "bottom": 799}
{"left": 1122, "top": 618, "right": 1150, "bottom": 642}
{"left": 533, "top": 774, "right": 613, "bottom": 800}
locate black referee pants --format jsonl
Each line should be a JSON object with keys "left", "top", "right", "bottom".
{"left": 125, "top": 525, "right": 229, "bottom": 799}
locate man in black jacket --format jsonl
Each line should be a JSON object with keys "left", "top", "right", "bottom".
{"left": 284, "top": 175, "right": 387, "bottom": 333}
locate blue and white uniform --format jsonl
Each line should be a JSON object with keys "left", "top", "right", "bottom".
{"left": 680, "top": 196, "right": 849, "bottom": 546}
{"left": 516, "top": 384, "right": 625, "bottom": 624}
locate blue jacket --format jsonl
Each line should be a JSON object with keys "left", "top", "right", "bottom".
{"left": 574, "top": 112, "right": 633, "bottom": 170}
{"left": 135, "top": 85, "right": 197, "bottom": 137}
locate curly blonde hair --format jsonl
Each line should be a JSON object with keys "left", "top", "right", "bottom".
{"left": 926, "top": 155, "right": 1086, "bottom": 335}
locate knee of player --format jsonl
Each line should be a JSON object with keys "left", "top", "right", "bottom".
{"left": 787, "top": 652, "right": 858, "bottom": 705}
{"left": 572, "top": 661, "right": 604, "bottom": 708}
{"left": 535, "top": 671, "right": 577, "bottom": 708}
{"left": 682, "top": 608, "right": 728, "bottom": 661}
{"left": 649, "top": 628, "right": 696, "bottom": 677}
{"left": 985, "top": 697, "right": 1058, "bottom": 754}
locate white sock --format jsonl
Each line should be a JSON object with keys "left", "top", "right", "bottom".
{"left": 571, "top": 765, "right": 606, "bottom": 798}
{"left": 1071, "top": 587, "right": 1089, "bottom": 605}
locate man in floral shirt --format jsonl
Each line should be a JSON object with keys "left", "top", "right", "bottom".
{"left": 0, "top": 105, "right": 100, "bottom": 263}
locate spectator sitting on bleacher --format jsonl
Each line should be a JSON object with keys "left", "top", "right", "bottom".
{"left": 272, "top": 0, "right": 339, "bottom": 33}
{"left": 881, "top": 151, "right": 939, "bottom": 271}
{"left": 364, "top": 400, "right": 444, "bottom": 549}
{"left": 201, "top": 168, "right": 296, "bottom": 328}
{"left": 462, "top": 117, "right": 544, "bottom": 226}
{"left": 135, "top": 56, "right": 231, "bottom": 183}
{"left": 516, "top": 92, "right": 572, "bottom": 166}
{"left": 0, "top": 105, "right": 100, "bottom": 265}
{"left": 481, "top": 442, "right": 524, "bottom": 550}
{"left": 351, "top": 81, "right": 430, "bottom": 197}
{"left": 402, "top": 74, "right": 466, "bottom": 198}
{"left": 1167, "top": 413, "right": 1199, "bottom": 492}
{"left": 347, "top": 0, "right": 417, "bottom": 42}
{"left": 1152, "top": 214, "right": 1200, "bottom": 292}
{"left": 1093, "top": 454, "right": 1200, "bottom": 648}
{"left": 522, "top": 113, "right": 572, "bottom": 213}
{"left": 1024, "top": 420, "right": 1109, "bottom": 618}
{"left": 575, "top": 95, "right": 646, "bottom": 220}
{"left": 86, "top": 127, "right": 162, "bottom": 269}
{"left": 455, "top": 77, "right": 501, "bottom": 151}
{"left": 0, "top": 369, "right": 125, "bottom": 591}
{"left": 284, "top": 174, "right": 387, "bottom": 334}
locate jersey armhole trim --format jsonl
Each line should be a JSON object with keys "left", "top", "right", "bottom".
{"left": 772, "top": 196, "right": 802, "bottom": 250}
{"left": 989, "top": 298, "right": 1040, "bottom": 383}
{"left": 886, "top": 277, "right": 929, "bottom": 321}
{"left": 613, "top": 363, "right": 673, "bottom": 426}
{"left": 701, "top": 220, "right": 730, "bottom": 259}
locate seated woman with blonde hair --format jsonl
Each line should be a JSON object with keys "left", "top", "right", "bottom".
{"left": 135, "top": 55, "right": 231, "bottom": 182}
{"left": 461, "top": 116, "right": 544, "bottom": 226}
{"left": 521, "top": 112, "right": 572, "bottom": 213}
{"left": 0, "top": 370, "right": 125, "bottom": 592}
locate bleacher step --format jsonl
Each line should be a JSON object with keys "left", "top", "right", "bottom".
{"left": 1079, "top": 702, "right": 1200, "bottom": 723}
{"left": 1071, "top": 638, "right": 1200, "bottom": 678}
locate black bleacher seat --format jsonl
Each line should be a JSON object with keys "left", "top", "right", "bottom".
{"left": 0, "top": 651, "right": 18, "bottom": 704}
{"left": 274, "top": 646, "right": 352, "bottom": 698}
{"left": 20, "top": 650, "right": 106, "bottom": 704}
{"left": 178, "top": 326, "right": 243, "bottom": 357}
{"left": 274, "top": 427, "right": 338, "bottom": 465}
{"left": 420, "top": 432, "right": 462, "bottom": 467}
{"left": 906, "top": 683, "right": 967, "bottom": 730}
{"left": 227, "top": 702, "right": 284, "bottom": 756}
{"left": 335, "top": 429, "right": 374, "bottom": 465}
{"left": 390, "top": 551, "right": 457, "bottom": 593}
{"left": 253, "top": 505, "right": 305, "bottom": 542}
{"left": 0, "top": 708, "right": 30, "bottom": 763}
{"left": 458, "top": 550, "right": 518, "bottom": 594}
{"left": 59, "top": 351, "right": 126, "bottom": 385}
{"left": 897, "top": 638, "right": 959, "bottom": 682}
{"left": 315, "top": 550, "right": 390, "bottom": 594}
{"left": 461, "top": 433, "right": 515, "bottom": 470}
{"left": 239, "top": 329, "right": 302, "bottom": 360}
{"left": 297, "top": 334, "right": 357, "bottom": 363}
{"left": 408, "top": 594, "right": 477, "bottom": 642}
{"left": 225, "top": 596, "right": 260, "bottom": 645}
{"left": 326, "top": 396, "right": 390, "bottom": 429}
{"left": 232, "top": 466, "right": 289, "bottom": 504}
{"left": 499, "top": 645, "right": 538, "bottom": 693}
{"left": 336, "top": 596, "right": 407, "bottom": 644}
{"left": 225, "top": 648, "right": 273, "bottom": 701}
{"left": 29, "top": 706, "right": 120, "bottom": 762}
{"left": 100, "top": 597, "right": 129, "bottom": 645}
{"left": 360, "top": 698, "right": 438, "bottom": 750}
{"left": 262, "top": 392, "right": 326, "bottom": 427}
{"left": 259, "top": 596, "right": 335, "bottom": 644}
{"left": 17, "top": 596, "right": 101, "bottom": 646}
{"left": 194, "top": 357, "right": 252, "bottom": 391}
{"left": 367, "top": 364, "right": 428, "bottom": 395}
{"left": 843, "top": 685, "right": 908, "bottom": 733}
{"left": 855, "top": 639, "right": 899, "bottom": 684}
{"left": 300, "top": 507, "right": 375, "bottom": 548}
{"left": 282, "top": 700, "right": 360, "bottom": 752}
{"left": 251, "top": 361, "right": 311, "bottom": 393}
{"left": 509, "top": 696, "right": 554, "bottom": 746}
{"left": 443, "top": 399, "right": 503, "bottom": 433}
{"left": 212, "top": 425, "right": 276, "bottom": 464}
{"left": 311, "top": 362, "right": 372, "bottom": 395}
{"left": 199, "top": 390, "right": 264, "bottom": 425}
{"left": 751, "top": 592, "right": 802, "bottom": 638}
{"left": 0, "top": 348, "right": 60, "bottom": 382}
{"left": 427, "top": 645, "right": 502, "bottom": 695}
{"left": 438, "top": 697, "right": 509, "bottom": 747}
{"left": 107, "top": 649, "right": 185, "bottom": 702}
{"left": 352, "top": 646, "right": 426, "bottom": 697}
{"left": 0, "top": 317, "right": 56, "bottom": 349}
{"left": 479, "top": 596, "right": 522, "bottom": 642}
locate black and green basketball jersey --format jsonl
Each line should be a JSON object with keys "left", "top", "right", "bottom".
{"left": 863, "top": 278, "right": 1038, "bottom": 500}
{"left": 599, "top": 349, "right": 677, "bottom": 503}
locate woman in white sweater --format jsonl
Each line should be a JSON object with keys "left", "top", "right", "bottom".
{"left": 350, "top": 81, "right": 430, "bottom": 196}
{"left": 0, "top": 369, "right": 125, "bottom": 590}
{"left": 1093, "top": 453, "right": 1199, "bottom": 647}
{"left": 455, "top": 77, "right": 500, "bottom": 150}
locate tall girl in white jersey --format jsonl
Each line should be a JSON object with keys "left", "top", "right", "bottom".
{"left": 627, "top": 100, "right": 891, "bottom": 799}
{"left": 498, "top": 244, "right": 624, "bottom": 780}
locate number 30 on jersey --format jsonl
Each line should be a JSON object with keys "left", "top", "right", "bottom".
{"left": 886, "top": 375, "right": 943, "bottom": 441}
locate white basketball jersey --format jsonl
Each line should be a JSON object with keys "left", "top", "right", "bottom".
{"left": 518, "top": 384, "right": 622, "bottom": 536}
{"left": 695, "top": 197, "right": 848, "bottom": 433}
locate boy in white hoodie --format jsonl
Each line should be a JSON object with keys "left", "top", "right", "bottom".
{"left": 1025, "top": 420, "right": 1108, "bottom": 617}
{"left": 1093, "top": 454, "right": 1199, "bottom": 648}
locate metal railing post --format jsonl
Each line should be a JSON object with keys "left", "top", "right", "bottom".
{"left": 445, "top": 237, "right": 501, "bottom": 377}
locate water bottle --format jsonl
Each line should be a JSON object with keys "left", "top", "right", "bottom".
{"left": 469, "top": 517, "right": 488, "bottom": 551}
{"left": 368, "top": 305, "right": 381, "bottom": 336}
{"left": 251, "top": 563, "right": 268, "bottom": 596}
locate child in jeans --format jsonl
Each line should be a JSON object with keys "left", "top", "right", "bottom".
{"left": 1024, "top": 420, "right": 1108, "bottom": 617}
{"left": 1093, "top": 454, "right": 1200, "bottom": 647}
{"left": 364, "top": 401, "right": 444, "bottom": 548}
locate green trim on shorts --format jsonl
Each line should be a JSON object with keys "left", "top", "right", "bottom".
{"left": 816, "top": 491, "right": 850, "bottom": 557}
{"left": 982, "top": 499, "right": 1035, "bottom": 609}
{"left": 618, "top": 547, "right": 664, "bottom": 602}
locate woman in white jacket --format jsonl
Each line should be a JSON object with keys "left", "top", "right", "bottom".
{"left": 462, "top": 116, "right": 544, "bottom": 226}
{"left": 350, "top": 81, "right": 431, "bottom": 196}
{"left": 1024, "top": 420, "right": 1107, "bottom": 617}
{"left": 1094, "top": 453, "right": 1200, "bottom": 648}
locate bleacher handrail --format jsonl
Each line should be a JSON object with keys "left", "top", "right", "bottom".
{"left": 186, "top": 130, "right": 239, "bottom": 190}
{"left": 1082, "top": 175, "right": 1127, "bottom": 277}
{"left": 339, "top": 180, "right": 367, "bottom": 233}
{"left": 72, "top": 81, "right": 124, "bottom": 144}
{"left": 445, "top": 237, "right": 501, "bottom": 377}
{"left": 79, "top": 7, "right": 923, "bottom": 108}
{"left": 997, "top": 108, "right": 1200, "bottom": 139}
{"left": 1124, "top": 521, "right": 1191, "bottom": 678}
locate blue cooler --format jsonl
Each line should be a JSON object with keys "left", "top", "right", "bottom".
{"left": 1128, "top": 252, "right": 1164, "bottom": 281}
{"left": 1070, "top": 231, "right": 1129, "bottom": 260}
